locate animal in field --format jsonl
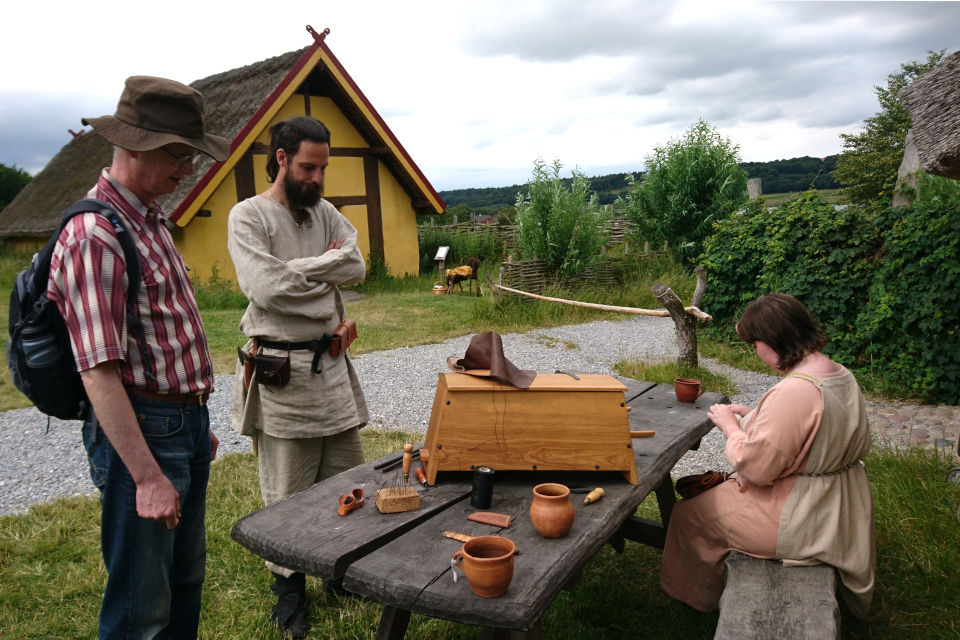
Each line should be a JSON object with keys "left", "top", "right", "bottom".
{"left": 445, "top": 257, "right": 482, "bottom": 296}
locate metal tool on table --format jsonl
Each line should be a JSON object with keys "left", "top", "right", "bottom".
{"left": 376, "top": 443, "right": 421, "bottom": 513}
{"left": 414, "top": 467, "right": 429, "bottom": 488}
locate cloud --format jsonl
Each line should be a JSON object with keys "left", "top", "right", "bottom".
{"left": 453, "top": 0, "right": 960, "bottom": 133}
{"left": 0, "top": 91, "right": 116, "bottom": 174}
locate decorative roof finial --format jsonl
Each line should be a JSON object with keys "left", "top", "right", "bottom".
{"left": 306, "top": 25, "right": 330, "bottom": 45}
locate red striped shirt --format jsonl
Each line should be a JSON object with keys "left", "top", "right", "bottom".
{"left": 47, "top": 170, "right": 214, "bottom": 394}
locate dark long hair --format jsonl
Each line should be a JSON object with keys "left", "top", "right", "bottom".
{"left": 266, "top": 117, "right": 331, "bottom": 183}
{"left": 736, "top": 293, "right": 829, "bottom": 371}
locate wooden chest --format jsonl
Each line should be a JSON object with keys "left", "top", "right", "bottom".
{"left": 421, "top": 373, "right": 638, "bottom": 485}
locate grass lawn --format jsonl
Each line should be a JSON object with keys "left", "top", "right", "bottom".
{"left": 761, "top": 188, "right": 844, "bottom": 207}
{"left": 1, "top": 434, "right": 957, "bottom": 638}
{"left": 2, "top": 248, "right": 958, "bottom": 637}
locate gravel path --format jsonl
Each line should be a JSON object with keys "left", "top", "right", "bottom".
{"left": 4, "top": 315, "right": 952, "bottom": 518}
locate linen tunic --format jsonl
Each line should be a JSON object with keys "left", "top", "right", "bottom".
{"left": 228, "top": 195, "right": 369, "bottom": 439}
{"left": 660, "top": 368, "right": 875, "bottom": 618}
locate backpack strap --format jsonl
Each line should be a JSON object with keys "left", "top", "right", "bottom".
{"left": 55, "top": 198, "right": 158, "bottom": 383}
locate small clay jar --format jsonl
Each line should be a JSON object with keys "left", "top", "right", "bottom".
{"left": 452, "top": 535, "right": 516, "bottom": 598}
{"left": 529, "top": 483, "right": 575, "bottom": 538}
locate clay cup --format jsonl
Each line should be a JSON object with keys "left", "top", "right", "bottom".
{"left": 452, "top": 535, "right": 517, "bottom": 598}
{"left": 674, "top": 378, "right": 705, "bottom": 403}
{"left": 529, "top": 483, "right": 576, "bottom": 538}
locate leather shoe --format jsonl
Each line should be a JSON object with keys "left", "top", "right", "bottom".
{"left": 270, "top": 572, "right": 307, "bottom": 638}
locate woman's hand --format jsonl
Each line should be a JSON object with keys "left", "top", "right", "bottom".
{"left": 727, "top": 404, "right": 753, "bottom": 417}
{"left": 707, "top": 403, "right": 743, "bottom": 439}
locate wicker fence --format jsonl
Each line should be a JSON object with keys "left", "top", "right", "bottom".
{"left": 420, "top": 217, "right": 667, "bottom": 294}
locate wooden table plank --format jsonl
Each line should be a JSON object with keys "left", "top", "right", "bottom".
{"left": 344, "top": 470, "right": 634, "bottom": 629}
{"left": 230, "top": 450, "right": 474, "bottom": 579}
{"left": 343, "top": 382, "right": 726, "bottom": 630}
{"left": 231, "top": 379, "right": 727, "bottom": 634}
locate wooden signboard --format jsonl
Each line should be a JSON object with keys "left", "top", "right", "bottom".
{"left": 421, "top": 373, "right": 638, "bottom": 485}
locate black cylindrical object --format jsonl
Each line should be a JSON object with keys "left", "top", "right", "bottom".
{"left": 471, "top": 466, "right": 495, "bottom": 509}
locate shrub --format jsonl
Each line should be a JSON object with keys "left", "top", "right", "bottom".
{"left": 514, "top": 158, "right": 608, "bottom": 278}
{"left": 618, "top": 119, "right": 748, "bottom": 266}
{"left": 854, "top": 203, "right": 960, "bottom": 402}
{"left": 702, "top": 191, "right": 879, "bottom": 363}
{"left": 702, "top": 190, "right": 960, "bottom": 404}
{"left": 190, "top": 262, "right": 248, "bottom": 310}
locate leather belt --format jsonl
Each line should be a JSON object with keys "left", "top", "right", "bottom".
{"left": 126, "top": 387, "right": 210, "bottom": 406}
{"left": 258, "top": 336, "right": 332, "bottom": 374}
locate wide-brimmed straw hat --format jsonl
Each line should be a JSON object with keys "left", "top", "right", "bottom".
{"left": 82, "top": 76, "right": 230, "bottom": 161}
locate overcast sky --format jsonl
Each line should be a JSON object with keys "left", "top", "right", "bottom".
{"left": 1, "top": 1, "right": 957, "bottom": 190}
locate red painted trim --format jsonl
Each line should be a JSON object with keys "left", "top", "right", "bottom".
{"left": 316, "top": 39, "right": 446, "bottom": 211}
{"left": 169, "top": 44, "right": 320, "bottom": 223}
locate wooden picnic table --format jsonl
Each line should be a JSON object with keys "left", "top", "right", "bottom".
{"left": 231, "top": 378, "right": 726, "bottom": 639}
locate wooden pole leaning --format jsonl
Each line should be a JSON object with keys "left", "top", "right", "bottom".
{"left": 486, "top": 282, "right": 712, "bottom": 321}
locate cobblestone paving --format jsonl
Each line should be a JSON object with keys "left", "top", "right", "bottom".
{"left": 866, "top": 399, "right": 960, "bottom": 458}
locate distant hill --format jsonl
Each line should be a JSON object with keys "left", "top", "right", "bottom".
{"left": 437, "top": 156, "right": 844, "bottom": 209}
{"left": 438, "top": 170, "right": 644, "bottom": 210}
{"left": 741, "top": 155, "right": 842, "bottom": 193}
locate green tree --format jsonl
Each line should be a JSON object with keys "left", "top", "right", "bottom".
{"left": 0, "top": 163, "right": 32, "bottom": 211}
{"left": 514, "top": 158, "right": 608, "bottom": 277}
{"left": 833, "top": 51, "right": 944, "bottom": 211}
{"left": 617, "top": 119, "right": 748, "bottom": 265}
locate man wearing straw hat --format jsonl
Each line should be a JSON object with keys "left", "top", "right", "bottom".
{"left": 46, "top": 76, "right": 229, "bottom": 639}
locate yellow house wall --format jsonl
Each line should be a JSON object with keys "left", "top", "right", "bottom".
{"left": 5, "top": 237, "right": 47, "bottom": 254}
{"left": 378, "top": 162, "right": 420, "bottom": 277}
{"left": 172, "top": 90, "right": 424, "bottom": 284}
{"left": 340, "top": 205, "right": 370, "bottom": 261}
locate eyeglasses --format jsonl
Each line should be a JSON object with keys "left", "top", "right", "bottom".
{"left": 160, "top": 147, "right": 202, "bottom": 167}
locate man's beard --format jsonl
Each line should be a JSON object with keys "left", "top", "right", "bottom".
{"left": 282, "top": 171, "right": 323, "bottom": 225}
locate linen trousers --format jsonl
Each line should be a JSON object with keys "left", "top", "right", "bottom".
{"left": 257, "top": 426, "right": 365, "bottom": 576}
{"left": 82, "top": 396, "right": 211, "bottom": 640}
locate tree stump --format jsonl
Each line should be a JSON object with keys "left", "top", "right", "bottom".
{"left": 652, "top": 267, "right": 707, "bottom": 369}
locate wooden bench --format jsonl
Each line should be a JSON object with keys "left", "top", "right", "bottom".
{"left": 715, "top": 551, "right": 840, "bottom": 640}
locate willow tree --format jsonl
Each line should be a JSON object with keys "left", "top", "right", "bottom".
{"left": 514, "top": 158, "right": 607, "bottom": 278}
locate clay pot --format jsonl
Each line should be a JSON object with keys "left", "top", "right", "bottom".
{"left": 452, "top": 535, "right": 516, "bottom": 597}
{"left": 529, "top": 483, "right": 575, "bottom": 538}
{"left": 674, "top": 378, "right": 705, "bottom": 403}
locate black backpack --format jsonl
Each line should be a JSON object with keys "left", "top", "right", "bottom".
{"left": 7, "top": 198, "right": 157, "bottom": 420}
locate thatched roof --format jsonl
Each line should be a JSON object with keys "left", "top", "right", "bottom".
{"left": 158, "top": 48, "right": 305, "bottom": 214}
{"left": 0, "top": 130, "right": 112, "bottom": 237}
{"left": 0, "top": 48, "right": 304, "bottom": 238}
{"left": 900, "top": 49, "right": 960, "bottom": 180}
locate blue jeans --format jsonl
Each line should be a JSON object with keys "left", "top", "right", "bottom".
{"left": 82, "top": 396, "right": 211, "bottom": 640}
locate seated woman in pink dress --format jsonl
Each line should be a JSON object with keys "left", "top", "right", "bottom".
{"left": 660, "top": 293, "right": 875, "bottom": 618}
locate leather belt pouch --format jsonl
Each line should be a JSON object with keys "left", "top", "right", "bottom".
{"left": 238, "top": 347, "right": 291, "bottom": 387}
{"left": 330, "top": 318, "right": 358, "bottom": 357}
{"left": 675, "top": 471, "right": 728, "bottom": 500}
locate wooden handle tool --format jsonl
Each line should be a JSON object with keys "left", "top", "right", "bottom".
{"left": 583, "top": 488, "right": 605, "bottom": 505}
{"left": 443, "top": 531, "right": 521, "bottom": 554}
{"left": 443, "top": 531, "right": 473, "bottom": 544}
{"left": 629, "top": 430, "right": 655, "bottom": 438}
{"left": 414, "top": 467, "right": 428, "bottom": 488}
{"left": 402, "top": 443, "right": 413, "bottom": 483}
